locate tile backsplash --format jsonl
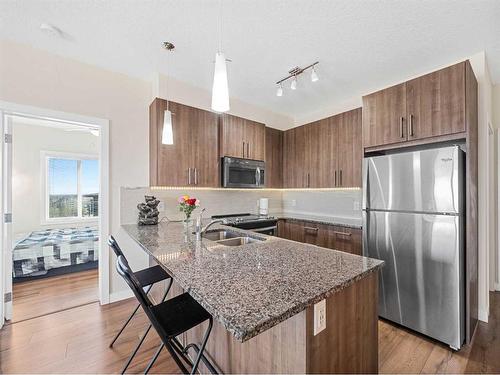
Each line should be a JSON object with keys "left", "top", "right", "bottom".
{"left": 281, "top": 190, "right": 362, "bottom": 219}
{"left": 120, "top": 187, "right": 362, "bottom": 225}
{"left": 120, "top": 187, "right": 283, "bottom": 224}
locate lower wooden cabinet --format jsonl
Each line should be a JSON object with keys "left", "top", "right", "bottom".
{"left": 277, "top": 219, "right": 362, "bottom": 256}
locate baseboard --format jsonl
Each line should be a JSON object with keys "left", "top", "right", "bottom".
{"left": 109, "top": 289, "right": 134, "bottom": 304}
{"left": 478, "top": 307, "right": 489, "bottom": 323}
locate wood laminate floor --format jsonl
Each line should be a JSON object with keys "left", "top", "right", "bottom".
{"left": 1, "top": 290, "right": 500, "bottom": 373}
{"left": 11, "top": 269, "right": 98, "bottom": 323}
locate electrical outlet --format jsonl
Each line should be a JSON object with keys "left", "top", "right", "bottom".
{"left": 291, "top": 199, "right": 297, "bottom": 207}
{"left": 313, "top": 299, "right": 326, "bottom": 335}
{"left": 353, "top": 201, "right": 360, "bottom": 211}
{"left": 158, "top": 201, "right": 165, "bottom": 212}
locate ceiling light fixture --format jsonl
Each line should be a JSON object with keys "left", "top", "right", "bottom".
{"left": 162, "top": 41, "right": 175, "bottom": 145}
{"left": 275, "top": 61, "right": 319, "bottom": 96}
{"left": 276, "top": 83, "right": 283, "bottom": 97}
{"left": 311, "top": 66, "right": 319, "bottom": 82}
{"left": 211, "top": 0, "right": 230, "bottom": 112}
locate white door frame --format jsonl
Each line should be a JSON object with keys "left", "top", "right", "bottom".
{"left": 0, "top": 101, "right": 110, "bottom": 324}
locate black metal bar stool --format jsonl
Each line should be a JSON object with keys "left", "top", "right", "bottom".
{"left": 116, "top": 254, "right": 218, "bottom": 375}
{"left": 108, "top": 236, "right": 172, "bottom": 373}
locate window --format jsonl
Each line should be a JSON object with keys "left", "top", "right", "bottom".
{"left": 44, "top": 153, "right": 99, "bottom": 221}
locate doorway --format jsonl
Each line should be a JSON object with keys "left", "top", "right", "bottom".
{"left": 0, "top": 102, "right": 109, "bottom": 326}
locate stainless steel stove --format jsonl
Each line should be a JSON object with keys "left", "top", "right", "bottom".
{"left": 211, "top": 213, "right": 278, "bottom": 235}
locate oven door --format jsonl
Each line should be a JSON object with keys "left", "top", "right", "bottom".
{"left": 222, "top": 157, "right": 265, "bottom": 188}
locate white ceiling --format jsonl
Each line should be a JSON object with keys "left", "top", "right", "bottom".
{"left": 1, "top": 0, "right": 499, "bottom": 123}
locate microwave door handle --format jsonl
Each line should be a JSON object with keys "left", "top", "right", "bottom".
{"left": 256, "top": 167, "right": 260, "bottom": 186}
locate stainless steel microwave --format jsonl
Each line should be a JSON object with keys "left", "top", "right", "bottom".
{"left": 222, "top": 157, "right": 265, "bottom": 188}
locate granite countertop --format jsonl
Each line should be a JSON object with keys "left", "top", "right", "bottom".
{"left": 122, "top": 222, "right": 382, "bottom": 342}
{"left": 275, "top": 212, "right": 362, "bottom": 229}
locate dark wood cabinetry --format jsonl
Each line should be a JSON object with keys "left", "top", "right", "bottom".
{"left": 150, "top": 98, "right": 219, "bottom": 187}
{"left": 283, "top": 108, "right": 362, "bottom": 188}
{"left": 362, "top": 61, "right": 470, "bottom": 150}
{"left": 265, "top": 127, "right": 283, "bottom": 188}
{"left": 220, "top": 114, "right": 266, "bottom": 160}
{"left": 277, "top": 219, "right": 362, "bottom": 256}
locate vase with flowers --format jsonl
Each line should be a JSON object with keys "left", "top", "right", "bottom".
{"left": 178, "top": 195, "right": 200, "bottom": 229}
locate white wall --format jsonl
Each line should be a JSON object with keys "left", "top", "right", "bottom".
{"left": 493, "top": 85, "right": 500, "bottom": 291}
{"left": 469, "top": 52, "right": 494, "bottom": 322}
{"left": 12, "top": 122, "right": 99, "bottom": 236}
{"left": 0, "top": 39, "right": 151, "bottom": 297}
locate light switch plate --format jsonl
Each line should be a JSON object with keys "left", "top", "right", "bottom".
{"left": 313, "top": 299, "right": 326, "bottom": 335}
{"left": 158, "top": 201, "right": 165, "bottom": 211}
{"left": 353, "top": 201, "right": 360, "bottom": 211}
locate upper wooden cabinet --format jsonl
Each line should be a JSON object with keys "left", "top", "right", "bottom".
{"left": 149, "top": 98, "right": 219, "bottom": 187}
{"left": 219, "top": 114, "right": 266, "bottom": 160}
{"left": 362, "top": 61, "right": 470, "bottom": 149}
{"left": 406, "top": 62, "right": 466, "bottom": 140}
{"left": 265, "top": 127, "right": 283, "bottom": 188}
{"left": 283, "top": 108, "right": 362, "bottom": 188}
{"left": 362, "top": 83, "right": 407, "bottom": 148}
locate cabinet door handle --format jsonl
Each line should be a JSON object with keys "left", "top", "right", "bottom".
{"left": 242, "top": 142, "right": 245, "bottom": 157}
{"left": 188, "top": 168, "right": 192, "bottom": 185}
{"left": 340, "top": 170, "right": 343, "bottom": 186}
{"left": 333, "top": 231, "right": 351, "bottom": 236}
{"left": 409, "top": 114, "right": 414, "bottom": 136}
{"left": 194, "top": 168, "right": 198, "bottom": 185}
{"left": 334, "top": 170, "right": 337, "bottom": 187}
{"left": 304, "top": 226, "right": 319, "bottom": 232}
{"left": 247, "top": 142, "right": 249, "bottom": 158}
{"left": 307, "top": 173, "right": 310, "bottom": 188}
{"left": 400, "top": 117, "right": 405, "bottom": 138}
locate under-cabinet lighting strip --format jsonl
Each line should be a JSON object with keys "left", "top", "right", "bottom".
{"left": 150, "top": 186, "right": 361, "bottom": 191}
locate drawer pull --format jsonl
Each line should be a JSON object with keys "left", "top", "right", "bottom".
{"left": 333, "top": 231, "right": 351, "bottom": 236}
{"left": 304, "top": 226, "right": 319, "bottom": 231}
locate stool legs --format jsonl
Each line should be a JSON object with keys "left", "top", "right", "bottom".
{"left": 144, "top": 318, "right": 216, "bottom": 375}
{"left": 109, "top": 284, "right": 153, "bottom": 348}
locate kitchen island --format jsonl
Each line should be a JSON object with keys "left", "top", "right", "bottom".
{"left": 122, "top": 222, "right": 383, "bottom": 374}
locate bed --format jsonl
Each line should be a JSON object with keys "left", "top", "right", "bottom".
{"left": 13, "top": 226, "right": 99, "bottom": 282}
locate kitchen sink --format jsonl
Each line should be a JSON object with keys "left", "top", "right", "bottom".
{"left": 201, "top": 229, "right": 242, "bottom": 241}
{"left": 215, "top": 236, "right": 262, "bottom": 246}
{"left": 200, "top": 229, "right": 265, "bottom": 247}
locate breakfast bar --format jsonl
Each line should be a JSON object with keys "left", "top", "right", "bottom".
{"left": 122, "top": 221, "right": 383, "bottom": 374}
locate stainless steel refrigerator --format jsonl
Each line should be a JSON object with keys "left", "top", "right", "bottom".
{"left": 362, "top": 146, "right": 465, "bottom": 350}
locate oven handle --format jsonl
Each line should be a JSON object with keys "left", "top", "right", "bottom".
{"left": 251, "top": 225, "right": 277, "bottom": 233}
{"left": 256, "top": 167, "right": 261, "bottom": 187}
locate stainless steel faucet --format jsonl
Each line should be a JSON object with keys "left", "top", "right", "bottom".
{"left": 201, "top": 219, "right": 225, "bottom": 234}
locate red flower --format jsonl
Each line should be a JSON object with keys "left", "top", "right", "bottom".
{"left": 187, "top": 198, "right": 197, "bottom": 206}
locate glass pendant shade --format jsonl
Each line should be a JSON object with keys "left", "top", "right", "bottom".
{"left": 290, "top": 77, "right": 297, "bottom": 90}
{"left": 311, "top": 67, "right": 319, "bottom": 82}
{"left": 161, "top": 109, "right": 174, "bottom": 145}
{"left": 211, "top": 52, "right": 230, "bottom": 112}
{"left": 276, "top": 84, "right": 283, "bottom": 97}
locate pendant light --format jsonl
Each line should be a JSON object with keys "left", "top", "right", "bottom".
{"left": 162, "top": 42, "right": 175, "bottom": 145}
{"left": 211, "top": 0, "right": 230, "bottom": 112}
{"left": 290, "top": 76, "right": 297, "bottom": 90}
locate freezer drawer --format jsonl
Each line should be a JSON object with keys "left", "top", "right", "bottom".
{"left": 363, "top": 210, "right": 464, "bottom": 349}
{"left": 363, "top": 146, "right": 464, "bottom": 214}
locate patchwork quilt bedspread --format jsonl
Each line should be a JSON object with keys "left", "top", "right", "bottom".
{"left": 13, "top": 227, "right": 99, "bottom": 278}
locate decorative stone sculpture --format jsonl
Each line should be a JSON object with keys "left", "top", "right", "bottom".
{"left": 137, "top": 195, "right": 160, "bottom": 225}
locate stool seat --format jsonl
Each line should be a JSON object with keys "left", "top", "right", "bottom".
{"left": 152, "top": 293, "right": 212, "bottom": 338}
{"left": 135, "top": 265, "right": 170, "bottom": 287}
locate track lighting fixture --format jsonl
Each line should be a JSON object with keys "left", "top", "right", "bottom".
{"left": 275, "top": 61, "right": 319, "bottom": 97}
